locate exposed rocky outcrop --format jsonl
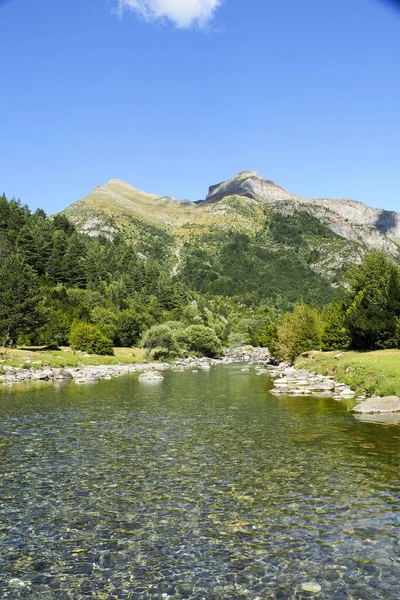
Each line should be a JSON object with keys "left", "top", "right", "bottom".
{"left": 203, "top": 171, "right": 400, "bottom": 256}
{"left": 268, "top": 366, "right": 357, "bottom": 399}
{"left": 63, "top": 171, "right": 400, "bottom": 258}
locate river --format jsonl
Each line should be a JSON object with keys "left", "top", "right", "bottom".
{"left": 0, "top": 365, "right": 399, "bottom": 599}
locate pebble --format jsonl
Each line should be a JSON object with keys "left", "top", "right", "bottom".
{"left": 301, "top": 582, "right": 322, "bottom": 593}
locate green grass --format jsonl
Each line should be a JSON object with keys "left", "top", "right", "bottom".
{"left": 295, "top": 349, "right": 400, "bottom": 397}
{"left": 0, "top": 346, "right": 148, "bottom": 372}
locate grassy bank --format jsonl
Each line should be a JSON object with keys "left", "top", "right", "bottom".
{"left": 0, "top": 346, "right": 148, "bottom": 372}
{"left": 295, "top": 349, "right": 400, "bottom": 397}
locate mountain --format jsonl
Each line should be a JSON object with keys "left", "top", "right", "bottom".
{"left": 61, "top": 172, "right": 400, "bottom": 309}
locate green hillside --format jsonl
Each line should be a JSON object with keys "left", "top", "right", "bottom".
{"left": 61, "top": 178, "right": 374, "bottom": 310}
{"left": 1, "top": 177, "right": 400, "bottom": 359}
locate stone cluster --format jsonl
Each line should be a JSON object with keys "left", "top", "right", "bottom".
{"left": 268, "top": 365, "right": 357, "bottom": 400}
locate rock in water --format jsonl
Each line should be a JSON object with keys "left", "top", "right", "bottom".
{"left": 138, "top": 371, "right": 164, "bottom": 382}
{"left": 53, "top": 369, "right": 73, "bottom": 380}
{"left": 301, "top": 582, "right": 322, "bottom": 593}
{"left": 352, "top": 396, "right": 400, "bottom": 414}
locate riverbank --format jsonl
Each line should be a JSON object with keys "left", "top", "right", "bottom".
{"left": 295, "top": 349, "right": 400, "bottom": 398}
{"left": 0, "top": 346, "right": 271, "bottom": 387}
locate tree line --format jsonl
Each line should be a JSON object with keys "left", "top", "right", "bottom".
{"left": 0, "top": 192, "right": 397, "bottom": 361}
{"left": 0, "top": 194, "right": 277, "bottom": 356}
{"left": 264, "top": 250, "right": 400, "bottom": 361}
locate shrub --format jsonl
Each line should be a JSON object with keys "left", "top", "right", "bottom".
{"left": 141, "top": 324, "right": 180, "bottom": 357}
{"left": 272, "top": 303, "right": 323, "bottom": 362}
{"left": 69, "top": 321, "right": 114, "bottom": 355}
{"left": 179, "top": 325, "right": 223, "bottom": 358}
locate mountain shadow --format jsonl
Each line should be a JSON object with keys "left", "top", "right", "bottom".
{"left": 375, "top": 210, "right": 396, "bottom": 235}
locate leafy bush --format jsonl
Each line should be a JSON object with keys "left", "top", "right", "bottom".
{"left": 141, "top": 324, "right": 180, "bottom": 357}
{"left": 179, "top": 325, "right": 223, "bottom": 358}
{"left": 69, "top": 321, "right": 114, "bottom": 355}
{"left": 272, "top": 303, "right": 323, "bottom": 362}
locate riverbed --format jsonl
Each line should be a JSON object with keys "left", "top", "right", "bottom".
{"left": 0, "top": 365, "right": 399, "bottom": 599}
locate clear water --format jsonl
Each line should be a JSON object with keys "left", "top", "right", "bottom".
{"left": 0, "top": 365, "right": 399, "bottom": 599}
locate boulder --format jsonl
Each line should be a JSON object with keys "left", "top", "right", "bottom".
{"left": 352, "top": 396, "right": 400, "bottom": 414}
{"left": 53, "top": 369, "right": 73, "bottom": 380}
{"left": 32, "top": 369, "right": 54, "bottom": 381}
{"left": 138, "top": 371, "right": 164, "bottom": 382}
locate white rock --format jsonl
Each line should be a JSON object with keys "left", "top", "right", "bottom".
{"left": 301, "top": 582, "right": 322, "bottom": 593}
{"left": 352, "top": 395, "right": 400, "bottom": 414}
{"left": 138, "top": 371, "right": 164, "bottom": 382}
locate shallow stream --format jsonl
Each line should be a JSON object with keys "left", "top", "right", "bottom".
{"left": 0, "top": 365, "right": 399, "bottom": 599}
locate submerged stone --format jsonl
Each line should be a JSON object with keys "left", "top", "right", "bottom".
{"left": 138, "top": 371, "right": 164, "bottom": 382}
{"left": 301, "top": 582, "right": 322, "bottom": 593}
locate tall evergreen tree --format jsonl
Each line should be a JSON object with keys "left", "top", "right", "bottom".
{"left": 0, "top": 255, "right": 45, "bottom": 346}
{"left": 0, "top": 194, "right": 9, "bottom": 229}
{"left": 61, "top": 234, "right": 87, "bottom": 287}
{"left": 344, "top": 251, "right": 400, "bottom": 349}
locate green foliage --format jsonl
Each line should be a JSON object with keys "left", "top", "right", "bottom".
{"left": 69, "top": 321, "right": 114, "bottom": 355}
{"left": 258, "top": 322, "right": 278, "bottom": 349}
{"left": 2, "top": 191, "right": 399, "bottom": 363}
{"left": 178, "top": 325, "right": 223, "bottom": 358}
{"left": 228, "top": 332, "right": 250, "bottom": 347}
{"left": 179, "top": 226, "right": 339, "bottom": 310}
{"left": 90, "top": 307, "right": 118, "bottom": 341}
{"left": 141, "top": 324, "right": 180, "bottom": 357}
{"left": 344, "top": 251, "right": 400, "bottom": 350}
{"left": 0, "top": 254, "right": 46, "bottom": 346}
{"left": 321, "top": 302, "right": 350, "bottom": 350}
{"left": 272, "top": 303, "right": 323, "bottom": 362}
{"left": 36, "top": 308, "right": 71, "bottom": 346}
{"left": 116, "top": 309, "right": 142, "bottom": 347}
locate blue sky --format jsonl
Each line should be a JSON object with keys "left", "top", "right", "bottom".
{"left": 1, "top": 0, "right": 399, "bottom": 213}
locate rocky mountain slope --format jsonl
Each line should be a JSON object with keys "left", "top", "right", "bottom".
{"left": 202, "top": 171, "right": 400, "bottom": 254}
{"left": 61, "top": 172, "right": 400, "bottom": 308}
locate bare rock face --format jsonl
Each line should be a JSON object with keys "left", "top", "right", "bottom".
{"left": 62, "top": 170, "right": 400, "bottom": 263}
{"left": 204, "top": 172, "right": 400, "bottom": 256}
{"left": 205, "top": 171, "right": 300, "bottom": 204}
{"left": 352, "top": 396, "right": 400, "bottom": 414}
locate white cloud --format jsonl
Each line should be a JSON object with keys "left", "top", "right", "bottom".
{"left": 118, "top": 0, "right": 222, "bottom": 29}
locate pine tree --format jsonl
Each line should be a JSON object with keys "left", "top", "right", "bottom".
{"left": 16, "top": 225, "right": 37, "bottom": 268}
{"left": 0, "top": 255, "right": 45, "bottom": 346}
{"left": 47, "top": 230, "right": 67, "bottom": 283}
{"left": 61, "top": 234, "right": 87, "bottom": 288}
{"left": 0, "top": 194, "right": 9, "bottom": 229}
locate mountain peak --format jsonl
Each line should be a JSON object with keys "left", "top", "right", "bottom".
{"left": 205, "top": 171, "right": 297, "bottom": 204}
